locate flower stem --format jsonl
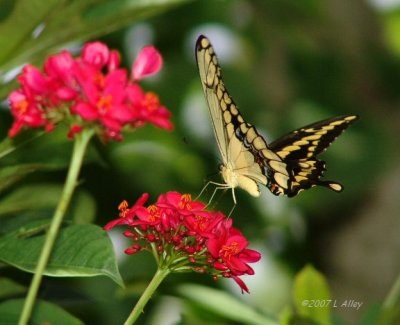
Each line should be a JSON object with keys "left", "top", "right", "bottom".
{"left": 124, "top": 268, "right": 170, "bottom": 325}
{"left": 18, "top": 129, "right": 94, "bottom": 325}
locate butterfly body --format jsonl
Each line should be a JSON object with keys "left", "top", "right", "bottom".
{"left": 195, "top": 35, "right": 358, "bottom": 200}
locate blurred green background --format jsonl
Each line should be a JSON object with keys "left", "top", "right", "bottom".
{"left": 1, "top": 0, "right": 399, "bottom": 324}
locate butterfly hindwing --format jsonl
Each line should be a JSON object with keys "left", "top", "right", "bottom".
{"left": 267, "top": 115, "right": 359, "bottom": 196}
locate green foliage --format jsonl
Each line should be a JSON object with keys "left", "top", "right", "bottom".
{"left": 0, "top": 299, "right": 84, "bottom": 325}
{"left": 0, "top": 164, "right": 58, "bottom": 193}
{"left": 0, "top": 222, "right": 123, "bottom": 286}
{"left": 0, "top": 184, "right": 96, "bottom": 234}
{"left": 178, "top": 284, "right": 278, "bottom": 325}
{"left": 0, "top": 278, "right": 26, "bottom": 298}
{"left": 292, "top": 265, "right": 331, "bottom": 325}
{"left": 373, "top": 274, "right": 400, "bottom": 325}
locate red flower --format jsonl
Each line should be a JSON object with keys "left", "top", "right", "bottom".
{"left": 8, "top": 90, "right": 50, "bottom": 137}
{"left": 71, "top": 67, "right": 134, "bottom": 133}
{"left": 207, "top": 224, "right": 261, "bottom": 294}
{"left": 44, "top": 51, "right": 77, "bottom": 91}
{"left": 231, "top": 275, "right": 250, "bottom": 294}
{"left": 8, "top": 41, "right": 173, "bottom": 139}
{"left": 184, "top": 211, "right": 224, "bottom": 237}
{"left": 67, "top": 124, "right": 83, "bottom": 139}
{"left": 127, "top": 85, "right": 173, "bottom": 131}
{"left": 104, "top": 194, "right": 149, "bottom": 230}
{"left": 104, "top": 191, "right": 261, "bottom": 293}
{"left": 18, "top": 65, "right": 51, "bottom": 95}
{"left": 208, "top": 226, "right": 261, "bottom": 275}
{"left": 156, "top": 192, "right": 205, "bottom": 213}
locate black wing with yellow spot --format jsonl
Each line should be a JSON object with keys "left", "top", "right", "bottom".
{"left": 269, "top": 115, "right": 359, "bottom": 160}
{"left": 268, "top": 115, "right": 359, "bottom": 196}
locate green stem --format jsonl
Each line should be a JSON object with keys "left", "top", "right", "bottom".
{"left": 18, "top": 129, "right": 94, "bottom": 325}
{"left": 124, "top": 268, "right": 170, "bottom": 325}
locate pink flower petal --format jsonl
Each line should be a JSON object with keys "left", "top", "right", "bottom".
{"left": 82, "top": 42, "right": 110, "bottom": 68}
{"left": 232, "top": 275, "right": 250, "bottom": 294}
{"left": 132, "top": 46, "right": 162, "bottom": 80}
{"left": 56, "top": 87, "right": 78, "bottom": 101}
{"left": 8, "top": 90, "right": 26, "bottom": 107}
{"left": 72, "top": 101, "right": 99, "bottom": 120}
{"left": 44, "top": 51, "right": 75, "bottom": 84}
{"left": 20, "top": 65, "right": 49, "bottom": 94}
{"left": 108, "top": 50, "right": 121, "bottom": 71}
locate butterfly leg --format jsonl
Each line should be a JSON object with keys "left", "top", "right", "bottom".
{"left": 225, "top": 188, "right": 237, "bottom": 217}
{"left": 195, "top": 180, "right": 214, "bottom": 201}
{"left": 231, "top": 187, "right": 237, "bottom": 205}
{"left": 207, "top": 182, "right": 231, "bottom": 206}
{"left": 196, "top": 181, "right": 238, "bottom": 213}
{"left": 197, "top": 181, "right": 233, "bottom": 207}
{"left": 227, "top": 204, "right": 236, "bottom": 217}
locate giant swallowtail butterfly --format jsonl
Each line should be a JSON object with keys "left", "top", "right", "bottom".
{"left": 196, "top": 35, "right": 358, "bottom": 202}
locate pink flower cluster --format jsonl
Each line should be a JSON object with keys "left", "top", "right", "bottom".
{"left": 8, "top": 42, "right": 173, "bottom": 140}
{"left": 104, "top": 192, "right": 261, "bottom": 293}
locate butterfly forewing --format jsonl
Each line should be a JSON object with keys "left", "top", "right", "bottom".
{"left": 196, "top": 35, "right": 280, "bottom": 196}
{"left": 269, "top": 115, "right": 359, "bottom": 160}
{"left": 196, "top": 36, "right": 229, "bottom": 164}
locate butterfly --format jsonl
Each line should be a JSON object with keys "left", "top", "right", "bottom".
{"left": 195, "top": 35, "right": 359, "bottom": 203}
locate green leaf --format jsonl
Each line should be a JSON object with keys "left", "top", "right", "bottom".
{"left": 177, "top": 284, "right": 278, "bottom": 325}
{"left": 0, "top": 184, "right": 63, "bottom": 216}
{"left": 0, "top": 183, "right": 95, "bottom": 219}
{"left": 0, "top": 132, "right": 43, "bottom": 160}
{"left": 69, "top": 189, "right": 96, "bottom": 224}
{"left": 358, "top": 303, "right": 384, "bottom": 325}
{"left": 0, "top": 299, "right": 84, "bottom": 325}
{"left": 383, "top": 11, "right": 400, "bottom": 57}
{"left": 293, "top": 265, "right": 332, "bottom": 325}
{"left": 0, "top": 164, "right": 62, "bottom": 193}
{"left": 0, "top": 184, "right": 96, "bottom": 236}
{"left": 383, "top": 272, "right": 400, "bottom": 310}
{"left": 0, "top": 278, "right": 26, "bottom": 299}
{"left": 278, "top": 306, "right": 293, "bottom": 325}
{"left": 374, "top": 306, "right": 400, "bottom": 325}
{"left": 0, "top": 126, "right": 72, "bottom": 166}
{"left": 0, "top": 223, "right": 123, "bottom": 287}
{"left": 365, "top": 274, "right": 400, "bottom": 325}
{"left": 0, "top": 0, "right": 61, "bottom": 65}
{"left": 0, "top": 137, "right": 17, "bottom": 160}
